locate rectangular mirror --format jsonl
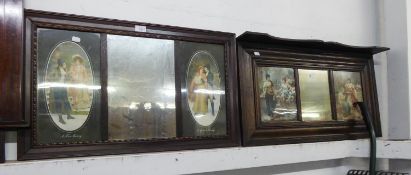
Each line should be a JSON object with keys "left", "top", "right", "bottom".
{"left": 298, "top": 69, "right": 332, "bottom": 121}
{"left": 107, "top": 35, "right": 176, "bottom": 140}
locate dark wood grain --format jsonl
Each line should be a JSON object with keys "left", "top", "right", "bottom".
{"left": 18, "top": 10, "right": 240, "bottom": 160}
{"left": 226, "top": 36, "right": 241, "bottom": 146}
{"left": 294, "top": 68, "right": 302, "bottom": 121}
{"left": 367, "top": 58, "right": 383, "bottom": 136}
{"left": 100, "top": 34, "right": 108, "bottom": 140}
{"left": 0, "top": 131, "right": 5, "bottom": 163}
{"left": 329, "top": 70, "right": 338, "bottom": 120}
{"left": 0, "top": 0, "right": 28, "bottom": 127}
{"left": 174, "top": 41, "right": 183, "bottom": 138}
{"left": 237, "top": 32, "right": 388, "bottom": 146}
{"left": 237, "top": 31, "right": 389, "bottom": 55}
{"left": 237, "top": 44, "right": 256, "bottom": 145}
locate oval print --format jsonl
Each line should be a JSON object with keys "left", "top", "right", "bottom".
{"left": 45, "top": 41, "right": 94, "bottom": 131}
{"left": 186, "top": 50, "right": 223, "bottom": 127}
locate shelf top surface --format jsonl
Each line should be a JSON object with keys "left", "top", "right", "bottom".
{"left": 237, "top": 31, "right": 389, "bottom": 55}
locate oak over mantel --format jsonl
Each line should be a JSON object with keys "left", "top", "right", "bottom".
{"left": 237, "top": 31, "right": 389, "bottom": 146}
{"left": 18, "top": 10, "right": 240, "bottom": 160}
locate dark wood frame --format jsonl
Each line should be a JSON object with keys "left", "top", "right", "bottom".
{"left": 0, "top": 0, "right": 29, "bottom": 128}
{"left": 18, "top": 10, "right": 240, "bottom": 160}
{"left": 237, "top": 32, "right": 388, "bottom": 146}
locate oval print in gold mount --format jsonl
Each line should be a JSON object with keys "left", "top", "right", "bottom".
{"left": 186, "top": 51, "right": 223, "bottom": 127}
{"left": 45, "top": 41, "right": 94, "bottom": 131}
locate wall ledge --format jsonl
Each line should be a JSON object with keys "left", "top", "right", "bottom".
{"left": 0, "top": 139, "right": 410, "bottom": 175}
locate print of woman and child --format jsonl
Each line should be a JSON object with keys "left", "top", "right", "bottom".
{"left": 49, "top": 51, "right": 90, "bottom": 125}
{"left": 189, "top": 64, "right": 217, "bottom": 118}
{"left": 261, "top": 74, "right": 295, "bottom": 119}
{"left": 339, "top": 78, "right": 361, "bottom": 118}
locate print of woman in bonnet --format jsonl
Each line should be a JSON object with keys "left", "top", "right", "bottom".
{"left": 50, "top": 57, "right": 75, "bottom": 124}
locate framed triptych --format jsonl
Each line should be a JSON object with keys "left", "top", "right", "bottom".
{"left": 18, "top": 10, "right": 239, "bottom": 160}
{"left": 237, "top": 32, "right": 388, "bottom": 146}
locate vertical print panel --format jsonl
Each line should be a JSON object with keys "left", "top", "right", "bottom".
{"left": 175, "top": 41, "right": 227, "bottom": 137}
{"left": 333, "top": 71, "right": 363, "bottom": 120}
{"left": 256, "top": 67, "right": 297, "bottom": 123}
{"left": 36, "top": 28, "right": 102, "bottom": 144}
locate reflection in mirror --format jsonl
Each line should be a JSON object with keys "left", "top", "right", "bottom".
{"left": 257, "top": 67, "right": 297, "bottom": 122}
{"left": 333, "top": 71, "right": 363, "bottom": 120}
{"left": 299, "top": 69, "right": 332, "bottom": 121}
{"left": 107, "top": 35, "right": 176, "bottom": 140}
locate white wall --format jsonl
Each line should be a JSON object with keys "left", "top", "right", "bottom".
{"left": 8, "top": 0, "right": 387, "bottom": 174}
{"left": 383, "top": 0, "right": 410, "bottom": 140}
{"left": 387, "top": 0, "right": 411, "bottom": 172}
{"left": 25, "top": 0, "right": 379, "bottom": 45}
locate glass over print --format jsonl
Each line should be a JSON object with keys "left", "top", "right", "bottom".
{"left": 333, "top": 71, "right": 363, "bottom": 120}
{"left": 44, "top": 41, "right": 94, "bottom": 131}
{"left": 257, "top": 67, "right": 297, "bottom": 122}
{"left": 107, "top": 35, "right": 176, "bottom": 140}
{"left": 176, "top": 41, "right": 227, "bottom": 137}
{"left": 186, "top": 51, "right": 222, "bottom": 127}
{"left": 298, "top": 69, "right": 332, "bottom": 121}
{"left": 36, "top": 28, "right": 102, "bottom": 144}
